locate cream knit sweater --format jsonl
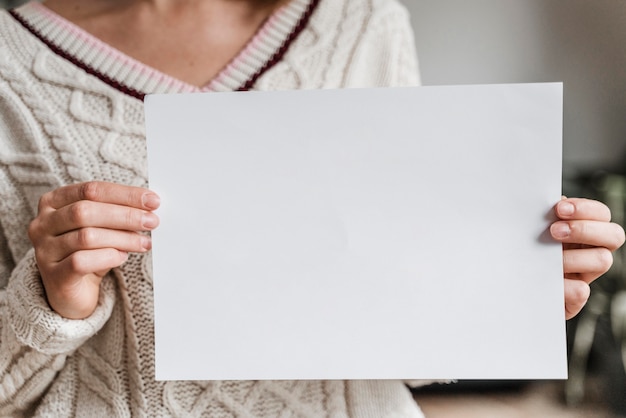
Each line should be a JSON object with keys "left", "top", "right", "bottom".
{"left": 0, "top": 0, "right": 428, "bottom": 416}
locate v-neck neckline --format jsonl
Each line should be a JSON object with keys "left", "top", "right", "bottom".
{"left": 10, "top": 0, "right": 318, "bottom": 99}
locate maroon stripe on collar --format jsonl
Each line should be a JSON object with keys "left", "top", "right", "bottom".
{"left": 237, "top": 0, "right": 321, "bottom": 92}
{"left": 9, "top": 0, "right": 320, "bottom": 97}
{"left": 8, "top": 9, "right": 147, "bottom": 101}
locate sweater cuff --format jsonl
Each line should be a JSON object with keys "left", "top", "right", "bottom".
{"left": 6, "top": 249, "right": 116, "bottom": 355}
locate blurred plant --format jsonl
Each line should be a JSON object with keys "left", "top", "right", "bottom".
{"left": 565, "top": 173, "right": 626, "bottom": 414}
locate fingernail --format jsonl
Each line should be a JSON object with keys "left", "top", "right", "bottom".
{"left": 143, "top": 193, "right": 161, "bottom": 210}
{"left": 558, "top": 201, "right": 575, "bottom": 217}
{"left": 141, "top": 235, "right": 152, "bottom": 250}
{"left": 551, "top": 222, "right": 571, "bottom": 239}
{"left": 142, "top": 213, "right": 159, "bottom": 229}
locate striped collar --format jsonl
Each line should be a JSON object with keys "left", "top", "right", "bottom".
{"left": 10, "top": 0, "right": 319, "bottom": 99}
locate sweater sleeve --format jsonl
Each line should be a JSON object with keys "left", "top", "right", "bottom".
{"left": 0, "top": 244, "right": 116, "bottom": 414}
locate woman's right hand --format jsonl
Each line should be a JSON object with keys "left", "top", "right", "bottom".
{"left": 28, "top": 181, "right": 160, "bottom": 319}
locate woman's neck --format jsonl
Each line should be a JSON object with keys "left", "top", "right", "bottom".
{"left": 42, "top": 0, "right": 280, "bottom": 87}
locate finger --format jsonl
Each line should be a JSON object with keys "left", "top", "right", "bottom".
{"left": 39, "top": 181, "right": 160, "bottom": 212}
{"left": 44, "top": 201, "right": 159, "bottom": 236}
{"left": 563, "top": 247, "right": 613, "bottom": 284}
{"left": 564, "top": 278, "right": 590, "bottom": 320}
{"left": 550, "top": 220, "right": 625, "bottom": 251}
{"left": 555, "top": 198, "right": 611, "bottom": 222}
{"left": 54, "top": 248, "right": 130, "bottom": 278}
{"left": 40, "top": 228, "right": 152, "bottom": 262}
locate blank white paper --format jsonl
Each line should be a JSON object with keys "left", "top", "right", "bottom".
{"left": 145, "top": 84, "right": 566, "bottom": 381}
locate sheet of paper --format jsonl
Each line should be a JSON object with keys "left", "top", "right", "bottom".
{"left": 145, "top": 83, "right": 566, "bottom": 381}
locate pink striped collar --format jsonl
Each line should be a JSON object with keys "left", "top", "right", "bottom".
{"left": 10, "top": 0, "right": 319, "bottom": 99}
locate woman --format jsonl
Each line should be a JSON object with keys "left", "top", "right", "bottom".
{"left": 0, "top": 0, "right": 623, "bottom": 416}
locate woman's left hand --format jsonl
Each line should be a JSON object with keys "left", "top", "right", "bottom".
{"left": 551, "top": 197, "right": 625, "bottom": 319}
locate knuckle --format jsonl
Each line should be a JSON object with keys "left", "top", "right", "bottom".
{"left": 126, "top": 188, "right": 139, "bottom": 207}
{"left": 572, "top": 283, "right": 590, "bottom": 306}
{"left": 38, "top": 191, "right": 52, "bottom": 212}
{"left": 76, "top": 228, "right": 97, "bottom": 249}
{"left": 67, "top": 252, "right": 89, "bottom": 274}
{"left": 570, "top": 221, "right": 584, "bottom": 238}
{"left": 69, "top": 201, "right": 92, "bottom": 225}
{"left": 136, "top": 233, "right": 149, "bottom": 249}
{"left": 596, "top": 248, "right": 613, "bottom": 272}
{"left": 127, "top": 208, "right": 142, "bottom": 227}
{"left": 80, "top": 181, "right": 102, "bottom": 202}
{"left": 27, "top": 219, "right": 40, "bottom": 243}
{"left": 567, "top": 282, "right": 590, "bottom": 314}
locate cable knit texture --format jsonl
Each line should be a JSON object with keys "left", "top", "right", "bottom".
{"left": 0, "top": 0, "right": 426, "bottom": 416}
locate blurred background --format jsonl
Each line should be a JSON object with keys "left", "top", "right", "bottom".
{"left": 404, "top": 0, "right": 626, "bottom": 178}
{"left": 402, "top": 1, "right": 626, "bottom": 417}
{"left": 2, "top": 0, "right": 625, "bottom": 416}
